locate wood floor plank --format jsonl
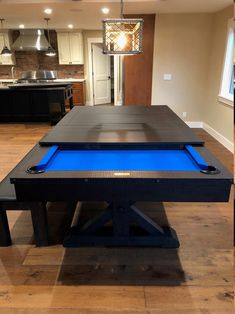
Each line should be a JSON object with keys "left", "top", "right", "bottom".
{"left": 0, "top": 285, "right": 145, "bottom": 309}
{"left": 0, "top": 309, "right": 231, "bottom": 314}
{"left": 145, "top": 286, "right": 234, "bottom": 311}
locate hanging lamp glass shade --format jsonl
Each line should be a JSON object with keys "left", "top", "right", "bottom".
{"left": 45, "top": 45, "right": 56, "bottom": 57}
{"left": 1, "top": 45, "right": 12, "bottom": 56}
{"left": 102, "top": 18, "right": 143, "bottom": 55}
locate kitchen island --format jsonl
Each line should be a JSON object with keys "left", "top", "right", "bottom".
{"left": 0, "top": 82, "right": 73, "bottom": 123}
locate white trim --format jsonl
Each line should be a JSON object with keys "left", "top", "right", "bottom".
{"left": 186, "top": 121, "right": 233, "bottom": 152}
{"left": 203, "top": 122, "right": 233, "bottom": 152}
{"left": 185, "top": 121, "right": 203, "bottom": 128}
{"left": 115, "top": 100, "right": 123, "bottom": 106}
{"left": 218, "top": 94, "right": 234, "bottom": 107}
{"left": 87, "top": 38, "right": 118, "bottom": 106}
{"left": 114, "top": 55, "right": 122, "bottom": 106}
{"left": 218, "top": 18, "right": 234, "bottom": 106}
{"left": 87, "top": 37, "right": 103, "bottom": 106}
{"left": 85, "top": 101, "right": 92, "bottom": 106}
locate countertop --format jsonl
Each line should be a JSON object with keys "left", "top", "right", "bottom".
{"left": 0, "top": 82, "right": 75, "bottom": 90}
{"left": 9, "top": 82, "right": 73, "bottom": 89}
{"left": 0, "top": 78, "right": 85, "bottom": 83}
{"left": 55, "top": 79, "right": 85, "bottom": 82}
{"left": 0, "top": 79, "right": 16, "bottom": 83}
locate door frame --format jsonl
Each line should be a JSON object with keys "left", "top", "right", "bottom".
{"left": 91, "top": 41, "right": 111, "bottom": 105}
{"left": 87, "top": 37, "right": 120, "bottom": 106}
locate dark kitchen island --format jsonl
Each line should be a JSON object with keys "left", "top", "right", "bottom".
{"left": 0, "top": 82, "right": 73, "bottom": 123}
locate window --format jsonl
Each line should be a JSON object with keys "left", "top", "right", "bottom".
{"left": 218, "top": 19, "right": 234, "bottom": 106}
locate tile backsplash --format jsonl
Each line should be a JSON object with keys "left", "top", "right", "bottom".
{"left": 0, "top": 30, "right": 84, "bottom": 79}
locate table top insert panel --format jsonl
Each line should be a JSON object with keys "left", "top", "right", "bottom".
{"left": 40, "top": 106, "right": 204, "bottom": 146}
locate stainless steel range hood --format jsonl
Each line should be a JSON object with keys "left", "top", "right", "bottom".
{"left": 12, "top": 29, "right": 50, "bottom": 51}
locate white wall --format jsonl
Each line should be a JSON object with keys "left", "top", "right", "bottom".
{"left": 203, "top": 6, "right": 233, "bottom": 145}
{"left": 151, "top": 7, "right": 233, "bottom": 149}
{"left": 151, "top": 13, "right": 213, "bottom": 121}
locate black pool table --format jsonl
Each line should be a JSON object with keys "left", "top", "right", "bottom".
{"left": 9, "top": 106, "right": 233, "bottom": 248}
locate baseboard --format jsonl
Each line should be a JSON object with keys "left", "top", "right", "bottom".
{"left": 85, "top": 101, "right": 93, "bottom": 106}
{"left": 203, "top": 122, "right": 233, "bottom": 153}
{"left": 185, "top": 121, "right": 203, "bottom": 128}
{"left": 186, "top": 120, "right": 233, "bottom": 152}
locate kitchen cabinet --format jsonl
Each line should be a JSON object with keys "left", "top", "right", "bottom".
{"left": 72, "top": 82, "right": 85, "bottom": 106}
{"left": 0, "top": 89, "right": 11, "bottom": 116}
{"left": 0, "top": 84, "right": 72, "bottom": 122}
{"left": 0, "top": 33, "right": 15, "bottom": 65}
{"left": 57, "top": 32, "right": 84, "bottom": 65}
{"left": 12, "top": 91, "right": 31, "bottom": 118}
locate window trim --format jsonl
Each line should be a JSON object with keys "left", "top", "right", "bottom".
{"left": 218, "top": 18, "right": 234, "bottom": 107}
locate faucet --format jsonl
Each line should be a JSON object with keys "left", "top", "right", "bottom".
{"left": 11, "top": 66, "right": 16, "bottom": 80}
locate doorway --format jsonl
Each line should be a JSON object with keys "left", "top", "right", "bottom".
{"left": 91, "top": 43, "right": 113, "bottom": 105}
{"left": 88, "top": 38, "right": 122, "bottom": 106}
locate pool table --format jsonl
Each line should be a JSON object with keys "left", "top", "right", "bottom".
{"left": 9, "top": 106, "right": 233, "bottom": 248}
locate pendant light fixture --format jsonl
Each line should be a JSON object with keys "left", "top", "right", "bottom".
{"left": 44, "top": 18, "right": 56, "bottom": 57}
{"left": 0, "top": 19, "right": 12, "bottom": 56}
{"left": 102, "top": 0, "right": 143, "bottom": 55}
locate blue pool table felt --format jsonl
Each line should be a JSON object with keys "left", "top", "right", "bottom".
{"left": 36, "top": 145, "right": 208, "bottom": 172}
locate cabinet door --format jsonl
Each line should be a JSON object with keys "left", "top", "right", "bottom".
{"left": 11, "top": 91, "right": 31, "bottom": 119}
{"left": 0, "top": 90, "right": 11, "bottom": 118}
{"left": 31, "top": 91, "right": 49, "bottom": 116}
{"left": 0, "top": 34, "right": 15, "bottom": 65}
{"left": 73, "top": 82, "right": 85, "bottom": 105}
{"left": 57, "top": 33, "right": 71, "bottom": 65}
{"left": 69, "top": 33, "right": 84, "bottom": 64}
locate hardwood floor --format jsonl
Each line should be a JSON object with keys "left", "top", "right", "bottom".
{"left": 0, "top": 123, "right": 233, "bottom": 313}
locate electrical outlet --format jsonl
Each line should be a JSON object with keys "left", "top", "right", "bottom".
{"left": 163, "top": 74, "right": 172, "bottom": 81}
{"left": 183, "top": 112, "right": 187, "bottom": 118}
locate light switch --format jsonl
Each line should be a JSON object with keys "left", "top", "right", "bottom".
{"left": 164, "top": 74, "right": 172, "bottom": 81}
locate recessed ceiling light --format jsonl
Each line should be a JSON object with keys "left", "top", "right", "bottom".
{"left": 68, "top": 24, "right": 74, "bottom": 29}
{"left": 44, "top": 8, "right": 52, "bottom": 15}
{"left": 19, "top": 24, "right": 25, "bottom": 29}
{"left": 102, "top": 7, "right": 110, "bottom": 14}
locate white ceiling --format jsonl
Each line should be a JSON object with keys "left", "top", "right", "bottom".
{"left": 0, "top": 0, "right": 232, "bottom": 30}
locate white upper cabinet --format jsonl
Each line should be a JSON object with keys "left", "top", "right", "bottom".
{"left": 0, "top": 33, "right": 15, "bottom": 65}
{"left": 57, "top": 31, "right": 84, "bottom": 65}
{"left": 57, "top": 33, "right": 70, "bottom": 64}
{"left": 69, "top": 33, "right": 84, "bottom": 64}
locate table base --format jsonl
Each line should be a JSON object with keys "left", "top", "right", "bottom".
{"left": 63, "top": 202, "right": 180, "bottom": 248}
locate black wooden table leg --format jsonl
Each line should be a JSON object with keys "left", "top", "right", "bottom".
{"left": 0, "top": 205, "right": 11, "bottom": 246}
{"left": 30, "top": 202, "right": 49, "bottom": 246}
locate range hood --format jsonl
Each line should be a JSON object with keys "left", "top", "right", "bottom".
{"left": 12, "top": 29, "right": 50, "bottom": 51}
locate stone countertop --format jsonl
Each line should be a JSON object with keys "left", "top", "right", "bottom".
{"left": 0, "top": 79, "right": 16, "bottom": 83}
{"left": 0, "top": 78, "right": 85, "bottom": 83}
{"left": 9, "top": 82, "right": 73, "bottom": 89}
{"left": 55, "top": 78, "right": 85, "bottom": 82}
